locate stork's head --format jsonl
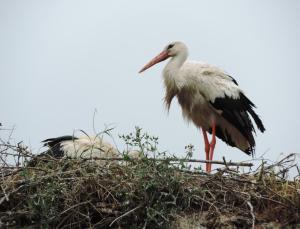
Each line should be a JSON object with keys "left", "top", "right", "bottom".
{"left": 139, "top": 41, "right": 188, "bottom": 73}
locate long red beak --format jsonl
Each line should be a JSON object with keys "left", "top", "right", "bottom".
{"left": 139, "top": 50, "right": 170, "bottom": 73}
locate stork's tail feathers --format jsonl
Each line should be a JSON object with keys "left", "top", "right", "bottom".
{"left": 28, "top": 136, "right": 79, "bottom": 167}
{"left": 42, "top": 136, "right": 78, "bottom": 147}
{"left": 240, "top": 93, "right": 266, "bottom": 133}
{"left": 39, "top": 135, "right": 79, "bottom": 159}
{"left": 248, "top": 108, "right": 265, "bottom": 133}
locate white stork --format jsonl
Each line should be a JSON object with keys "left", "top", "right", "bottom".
{"left": 139, "top": 41, "right": 265, "bottom": 172}
{"left": 27, "top": 135, "right": 140, "bottom": 166}
{"left": 41, "top": 135, "right": 119, "bottom": 161}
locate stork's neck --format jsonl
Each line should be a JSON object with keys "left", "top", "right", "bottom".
{"left": 163, "top": 51, "right": 188, "bottom": 89}
{"left": 165, "top": 52, "right": 188, "bottom": 73}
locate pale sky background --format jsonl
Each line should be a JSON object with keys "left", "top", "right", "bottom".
{"left": 1, "top": 1, "right": 299, "bottom": 172}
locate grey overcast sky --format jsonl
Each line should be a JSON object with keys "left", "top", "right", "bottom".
{"left": 1, "top": 1, "right": 299, "bottom": 167}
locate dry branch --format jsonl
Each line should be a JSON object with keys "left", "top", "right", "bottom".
{"left": 84, "top": 157, "right": 254, "bottom": 167}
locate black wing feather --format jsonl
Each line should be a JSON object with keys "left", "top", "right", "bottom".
{"left": 227, "top": 75, "right": 238, "bottom": 85}
{"left": 210, "top": 92, "right": 265, "bottom": 154}
{"left": 42, "top": 135, "right": 78, "bottom": 147}
{"left": 42, "top": 135, "right": 78, "bottom": 157}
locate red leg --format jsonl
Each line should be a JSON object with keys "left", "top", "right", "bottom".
{"left": 208, "top": 121, "right": 217, "bottom": 172}
{"left": 202, "top": 129, "right": 210, "bottom": 172}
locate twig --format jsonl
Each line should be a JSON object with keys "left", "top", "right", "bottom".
{"left": 247, "top": 201, "right": 255, "bottom": 229}
{"left": 265, "top": 153, "right": 296, "bottom": 170}
{"left": 0, "top": 185, "right": 9, "bottom": 204}
{"left": 109, "top": 204, "right": 142, "bottom": 227}
{"left": 0, "top": 184, "right": 25, "bottom": 205}
{"left": 56, "top": 201, "right": 91, "bottom": 218}
{"left": 257, "top": 160, "right": 265, "bottom": 181}
{"left": 296, "top": 165, "right": 300, "bottom": 176}
{"left": 222, "top": 157, "right": 229, "bottom": 170}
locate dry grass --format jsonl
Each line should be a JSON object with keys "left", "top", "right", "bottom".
{"left": 0, "top": 127, "right": 299, "bottom": 228}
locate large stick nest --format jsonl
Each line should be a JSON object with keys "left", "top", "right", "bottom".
{"left": 0, "top": 128, "right": 299, "bottom": 228}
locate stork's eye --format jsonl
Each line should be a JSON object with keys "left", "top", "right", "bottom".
{"left": 167, "top": 44, "right": 174, "bottom": 49}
